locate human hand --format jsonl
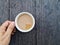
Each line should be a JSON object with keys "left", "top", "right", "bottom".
{"left": 0, "top": 21, "right": 15, "bottom": 45}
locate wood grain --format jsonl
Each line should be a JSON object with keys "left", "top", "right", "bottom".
{"left": 36, "top": 0, "right": 60, "bottom": 45}
{"left": 0, "top": 0, "right": 9, "bottom": 25}
{"left": 0, "top": 0, "right": 60, "bottom": 45}
{"left": 9, "top": 0, "right": 37, "bottom": 45}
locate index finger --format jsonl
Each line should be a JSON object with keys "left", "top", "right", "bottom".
{"left": 2, "top": 22, "right": 15, "bottom": 39}
{"left": 0, "top": 20, "right": 11, "bottom": 32}
{"left": 0, "top": 21, "right": 11, "bottom": 37}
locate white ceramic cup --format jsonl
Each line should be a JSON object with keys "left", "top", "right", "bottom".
{"left": 15, "top": 12, "right": 35, "bottom": 32}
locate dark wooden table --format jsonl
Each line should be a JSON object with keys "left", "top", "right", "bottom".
{"left": 0, "top": 0, "right": 60, "bottom": 45}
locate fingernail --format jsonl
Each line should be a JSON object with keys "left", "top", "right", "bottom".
{"left": 11, "top": 22, "right": 15, "bottom": 26}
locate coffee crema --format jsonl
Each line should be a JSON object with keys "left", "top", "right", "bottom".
{"left": 17, "top": 14, "right": 33, "bottom": 30}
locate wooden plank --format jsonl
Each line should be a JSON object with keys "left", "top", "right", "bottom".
{"left": 9, "top": 0, "right": 37, "bottom": 45}
{"left": 0, "top": 0, "right": 9, "bottom": 25}
{"left": 36, "top": 0, "right": 60, "bottom": 45}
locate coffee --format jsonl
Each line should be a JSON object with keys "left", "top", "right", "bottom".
{"left": 17, "top": 13, "right": 33, "bottom": 30}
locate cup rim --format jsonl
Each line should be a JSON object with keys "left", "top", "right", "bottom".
{"left": 15, "top": 12, "right": 35, "bottom": 32}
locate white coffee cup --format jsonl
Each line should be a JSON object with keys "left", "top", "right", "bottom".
{"left": 15, "top": 12, "right": 35, "bottom": 32}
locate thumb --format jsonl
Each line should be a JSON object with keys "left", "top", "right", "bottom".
{"left": 6, "top": 22, "right": 15, "bottom": 35}
{"left": 2, "top": 22, "right": 15, "bottom": 39}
